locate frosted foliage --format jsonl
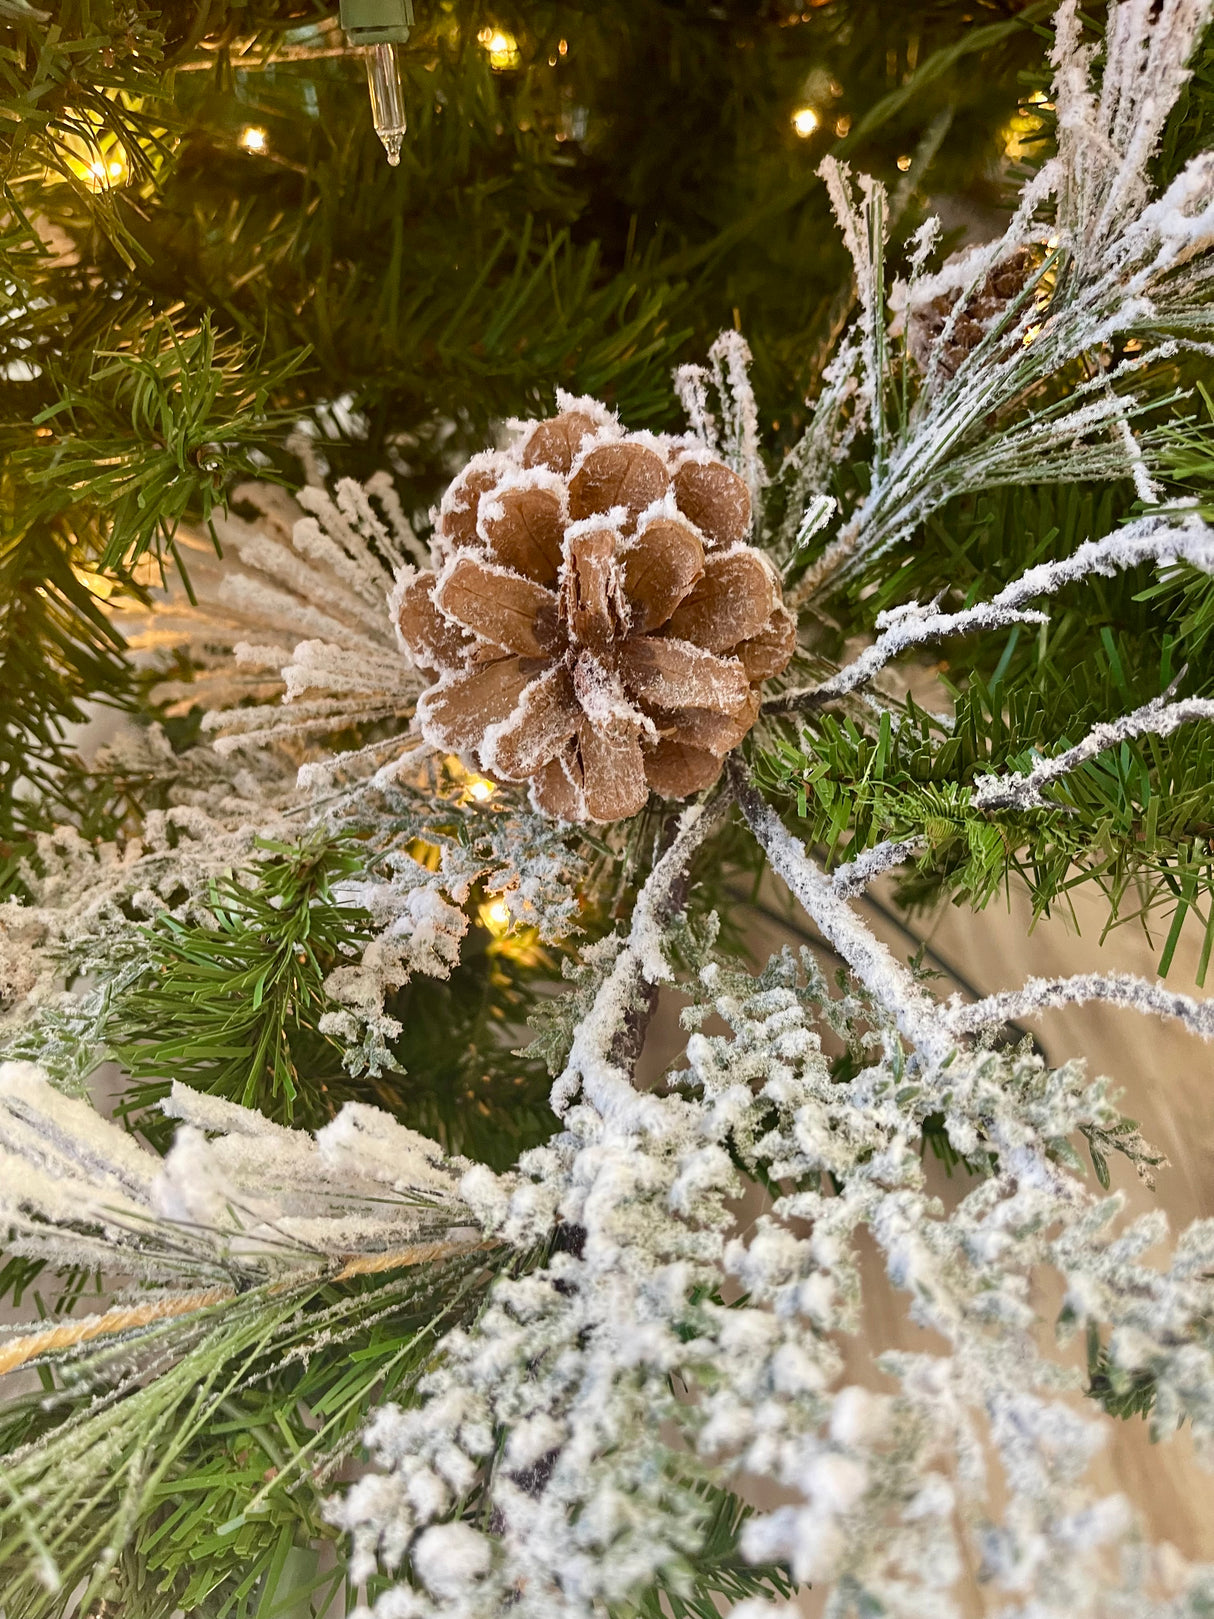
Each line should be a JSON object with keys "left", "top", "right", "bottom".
{"left": 0, "top": 1065, "right": 479, "bottom": 1295}
{"left": 972, "top": 695, "right": 1214, "bottom": 808}
{"left": 674, "top": 330, "right": 765, "bottom": 504}
{"left": 0, "top": 751, "right": 301, "bottom": 1088}
{"left": 7, "top": 5, "right": 1214, "bottom": 1617}
{"left": 113, "top": 477, "right": 424, "bottom": 763}
{"left": 338, "top": 898, "right": 1214, "bottom": 1618}
{"left": 783, "top": 0, "right": 1214, "bottom": 598}
{"left": 321, "top": 796, "right": 586, "bottom": 1075}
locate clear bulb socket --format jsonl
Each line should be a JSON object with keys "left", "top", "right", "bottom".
{"left": 365, "top": 41, "right": 406, "bottom": 166}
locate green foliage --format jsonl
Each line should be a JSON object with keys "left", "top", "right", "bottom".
{"left": 109, "top": 835, "right": 373, "bottom": 1143}
{"left": 763, "top": 677, "right": 1214, "bottom": 977}
{"left": 0, "top": 1253, "right": 497, "bottom": 1619}
{"left": 99, "top": 833, "right": 561, "bottom": 1163}
{"left": 1086, "top": 1322, "right": 1162, "bottom": 1425}
{"left": 26, "top": 315, "right": 308, "bottom": 571}
{"left": 0, "top": 513, "right": 134, "bottom": 841}
{"left": 763, "top": 477, "right": 1214, "bottom": 976}
{"left": 612, "top": 1479, "right": 796, "bottom": 1619}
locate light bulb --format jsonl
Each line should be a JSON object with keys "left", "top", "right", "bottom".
{"left": 466, "top": 777, "right": 496, "bottom": 802}
{"left": 478, "top": 25, "right": 521, "bottom": 70}
{"left": 340, "top": 0, "right": 413, "bottom": 166}
{"left": 84, "top": 153, "right": 126, "bottom": 190}
{"left": 480, "top": 897, "right": 513, "bottom": 937}
{"left": 365, "top": 42, "right": 407, "bottom": 165}
{"left": 792, "top": 106, "right": 819, "bottom": 138}
{"left": 239, "top": 126, "right": 268, "bottom": 154}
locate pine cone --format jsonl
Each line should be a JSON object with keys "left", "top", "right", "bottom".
{"left": 396, "top": 401, "right": 795, "bottom": 823}
{"left": 906, "top": 245, "right": 1041, "bottom": 380}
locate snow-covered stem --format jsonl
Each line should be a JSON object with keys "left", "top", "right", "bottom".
{"left": 550, "top": 787, "right": 733, "bottom": 1120}
{"left": 831, "top": 837, "right": 922, "bottom": 899}
{"left": 946, "top": 970, "right": 1214, "bottom": 1043}
{"left": 972, "top": 694, "right": 1214, "bottom": 809}
{"left": 767, "top": 514, "right": 1214, "bottom": 713}
{"left": 729, "top": 763, "right": 954, "bottom": 1065}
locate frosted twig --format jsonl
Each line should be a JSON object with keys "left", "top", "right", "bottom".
{"left": 551, "top": 788, "right": 733, "bottom": 1121}
{"left": 831, "top": 838, "right": 922, "bottom": 899}
{"left": 972, "top": 695, "right": 1214, "bottom": 809}
{"left": 766, "top": 602, "right": 1047, "bottom": 714}
{"left": 729, "top": 763, "right": 954, "bottom": 1065}
{"left": 946, "top": 971, "right": 1214, "bottom": 1044}
{"left": 768, "top": 514, "right": 1214, "bottom": 713}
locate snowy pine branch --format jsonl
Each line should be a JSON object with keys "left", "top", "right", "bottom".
{"left": 972, "top": 694, "right": 1214, "bottom": 808}
{"left": 767, "top": 513, "right": 1214, "bottom": 713}
{"left": 947, "top": 970, "right": 1214, "bottom": 1043}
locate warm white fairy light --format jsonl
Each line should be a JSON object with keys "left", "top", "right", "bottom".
{"left": 239, "top": 126, "right": 268, "bottom": 154}
{"left": 792, "top": 105, "right": 819, "bottom": 137}
{"left": 478, "top": 26, "right": 521, "bottom": 70}
{"left": 479, "top": 897, "right": 512, "bottom": 937}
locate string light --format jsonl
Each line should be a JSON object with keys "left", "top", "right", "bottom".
{"left": 792, "top": 106, "right": 819, "bottom": 137}
{"left": 340, "top": 0, "right": 413, "bottom": 166}
{"left": 834, "top": 113, "right": 852, "bottom": 137}
{"left": 59, "top": 121, "right": 128, "bottom": 191}
{"left": 479, "top": 897, "right": 512, "bottom": 937}
{"left": 896, "top": 154, "right": 912, "bottom": 172}
{"left": 238, "top": 126, "right": 268, "bottom": 153}
{"left": 478, "top": 26, "right": 521, "bottom": 70}
{"left": 466, "top": 776, "right": 496, "bottom": 803}
{"left": 86, "top": 156, "right": 127, "bottom": 189}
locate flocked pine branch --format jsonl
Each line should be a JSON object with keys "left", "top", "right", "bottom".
{"left": 946, "top": 970, "right": 1214, "bottom": 1044}
{"left": 4, "top": 3, "right": 1214, "bottom": 1617}
{"left": 782, "top": 0, "right": 1214, "bottom": 603}
{"left": 971, "top": 694, "right": 1214, "bottom": 809}
{"left": 766, "top": 512, "right": 1214, "bottom": 713}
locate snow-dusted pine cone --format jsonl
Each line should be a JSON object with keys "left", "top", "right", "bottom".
{"left": 395, "top": 399, "right": 796, "bottom": 824}
{"left": 904, "top": 244, "right": 1041, "bottom": 379}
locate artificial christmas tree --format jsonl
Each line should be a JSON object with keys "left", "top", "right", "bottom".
{"left": 2, "top": 1, "right": 1214, "bottom": 1616}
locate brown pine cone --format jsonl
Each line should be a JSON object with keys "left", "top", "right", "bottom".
{"left": 396, "top": 401, "right": 796, "bottom": 824}
{"left": 906, "top": 245, "right": 1042, "bottom": 380}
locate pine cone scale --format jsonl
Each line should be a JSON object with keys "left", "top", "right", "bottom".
{"left": 484, "top": 663, "right": 579, "bottom": 780}
{"left": 418, "top": 657, "right": 534, "bottom": 753}
{"left": 480, "top": 487, "right": 566, "bottom": 584}
{"left": 616, "top": 635, "right": 749, "bottom": 713}
{"left": 576, "top": 715, "right": 648, "bottom": 822}
{"left": 644, "top": 738, "right": 723, "bottom": 797}
{"left": 568, "top": 443, "right": 669, "bottom": 531}
{"left": 396, "top": 572, "right": 471, "bottom": 672}
{"left": 619, "top": 518, "right": 705, "bottom": 633}
{"left": 733, "top": 605, "right": 797, "bottom": 681}
{"left": 663, "top": 547, "right": 776, "bottom": 653}
{"left": 521, "top": 410, "right": 598, "bottom": 475}
{"left": 562, "top": 528, "right": 624, "bottom": 655}
{"left": 434, "top": 559, "right": 561, "bottom": 660}
{"left": 671, "top": 459, "right": 751, "bottom": 547}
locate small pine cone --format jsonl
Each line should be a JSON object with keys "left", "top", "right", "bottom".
{"left": 906, "top": 245, "right": 1041, "bottom": 380}
{"left": 397, "top": 401, "right": 796, "bottom": 824}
